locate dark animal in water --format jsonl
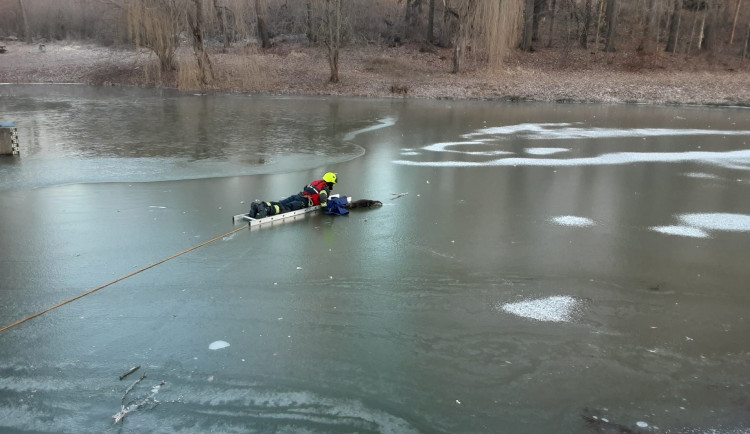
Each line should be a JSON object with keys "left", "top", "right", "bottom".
{"left": 346, "top": 199, "right": 383, "bottom": 209}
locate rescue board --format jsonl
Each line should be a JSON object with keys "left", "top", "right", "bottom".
{"left": 232, "top": 205, "right": 323, "bottom": 226}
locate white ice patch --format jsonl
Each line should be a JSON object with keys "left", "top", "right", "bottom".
{"left": 678, "top": 213, "right": 750, "bottom": 232}
{"left": 683, "top": 172, "right": 720, "bottom": 179}
{"left": 422, "top": 141, "right": 513, "bottom": 156}
{"left": 464, "top": 123, "right": 750, "bottom": 140}
{"left": 524, "top": 147, "right": 569, "bottom": 155}
{"left": 393, "top": 149, "right": 750, "bottom": 168}
{"left": 343, "top": 117, "right": 396, "bottom": 141}
{"left": 549, "top": 216, "right": 596, "bottom": 227}
{"left": 499, "top": 296, "right": 580, "bottom": 322}
{"left": 395, "top": 122, "right": 750, "bottom": 168}
{"left": 650, "top": 213, "right": 750, "bottom": 237}
{"left": 209, "top": 340, "right": 230, "bottom": 350}
{"left": 650, "top": 225, "right": 709, "bottom": 238}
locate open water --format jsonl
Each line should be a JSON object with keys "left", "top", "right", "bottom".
{"left": 1, "top": 84, "right": 749, "bottom": 433}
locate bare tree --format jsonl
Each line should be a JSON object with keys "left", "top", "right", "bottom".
{"left": 701, "top": 0, "right": 720, "bottom": 52}
{"left": 580, "top": 0, "right": 593, "bottom": 48}
{"left": 447, "top": 0, "right": 524, "bottom": 73}
{"left": 125, "top": 0, "right": 183, "bottom": 73}
{"left": 729, "top": 0, "right": 743, "bottom": 44}
{"left": 604, "top": 0, "right": 618, "bottom": 51}
{"left": 522, "top": 0, "right": 535, "bottom": 50}
{"left": 665, "top": 0, "right": 681, "bottom": 52}
{"left": 638, "top": 0, "right": 657, "bottom": 51}
{"left": 213, "top": 0, "right": 229, "bottom": 50}
{"left": 310, "top": 0, "right": 342, "bottom": 83}
{"left": 427, "top": 0, "right": 436, "bottom": 42}
{"left": 18, "top": 0, "right": 32, "bottom": 43}
{"left": 187, "top": 0, "right": 213, "bottom": 85}
{"left": 255, "top": 0, "right": 271, "bottom": 48}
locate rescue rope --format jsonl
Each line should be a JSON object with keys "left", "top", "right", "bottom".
{"left": 0, "top": 224, "right": 249, "bottom": 334}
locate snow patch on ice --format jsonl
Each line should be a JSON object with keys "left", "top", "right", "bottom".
{"left": 423, "top": 141, "right": 514, "bottom": 156}
{"left": 678, "top": 213, "right": 750, "bottom": 232}
{"left": 393, "top": 149, "right": 750, "bottom": 168}
{"left": 499, "top": 295, "right": 581, "bottom": 322}
{"left": 524, "top": 147, "right": 569, "bottom": 155}
{"left": 651, "top": 213, "right": 750, "bottom": 237}
{"left": 209, "top": 340, "right": 230, "bottom": 350}
{"left": 650, "top": 225, "right": 710, "bottom": 238}
{"left": 549, "top": 216, "right": 596, "bottom": 227}
{"left": 343, "top": 117, "right": 396, "bottom": 141}
{"left": 465, "top": 123, "right": 750, "bottom": 140}
{"left": 683, "top": 172, "right": 720, "bottom": 179}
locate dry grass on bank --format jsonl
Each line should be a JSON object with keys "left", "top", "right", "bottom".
{"left": 0, "top": 40, "right": 748, "bottom": 106}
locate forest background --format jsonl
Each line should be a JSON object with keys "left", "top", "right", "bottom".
{"left": 0, "top": 0, "right": 749, "bottom": 105}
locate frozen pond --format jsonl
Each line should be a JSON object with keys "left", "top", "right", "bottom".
{"left": 1, "top": 85, "right": 750, "bottom": 433}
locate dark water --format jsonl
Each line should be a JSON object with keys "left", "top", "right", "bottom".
{"left": 1, "top": 85, "right": 750, "bottom": 433}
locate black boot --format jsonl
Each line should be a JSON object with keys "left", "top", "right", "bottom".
{"left": 256, "top": 202, "right": 269, "bottom": 218}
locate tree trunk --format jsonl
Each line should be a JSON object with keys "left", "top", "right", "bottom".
{"left": 581, "top": 0, "right": 592, "bottom": 48}
{"left": 189, "top": 0, "right": 213, "bottom": 85}
{"left": 306, "top": 1, "right": 315, "bottom": 42}
{"left": 604, "top": 0, "right": 618, "bottom": 51}
{"left": 665, "top": 0, "right": 681, "bottom": 52}
{"left": 729, "top": 0, "right": 742, "bottom": 44}
{"left": 701, "top": 0, "right": 720, "bottom": 52}
{"left": 595, "top": 0, "right": 604, "bottom": 50}
{"left": 324, "top": 0, "right": 342, "bottom": 83}
{"left": 18, "top": 0, "right": 32, "bottom": 43}
{"left": 638, "top": 0, "right": 656, "bottom": 51}
{"left": 213, "top": 0, "right": 230, "bottom": 50}
{"left": 256, "top": 0, "right": 271, "bottom": 48}
{"left": 547, "top": 0, "right": 558, "bottom": 47}
{"left": 533, "top": 0, "right": 545, "bottom": 41}
{"left": 522, "top": 0, "right": 535, "bottom": 50}
{"left": 427, "top": 0, "right": 435, "bottom": 43}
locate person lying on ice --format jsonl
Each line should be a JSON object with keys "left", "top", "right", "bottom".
{"left": 248, "top": 172, "right": 382, "bottom": 219}
{"left": 249, "top": 172, "right": 337, "bottom": 218}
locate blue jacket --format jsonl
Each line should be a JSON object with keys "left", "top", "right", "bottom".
{"left": 324, "top": 197, "right": 349, "bottom": 215}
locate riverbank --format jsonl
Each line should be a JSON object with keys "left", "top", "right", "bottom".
{"left": 1, "top": 40, "right": 749, "bottom": 106}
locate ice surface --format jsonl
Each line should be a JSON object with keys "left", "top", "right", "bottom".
{"left": 499, "top": 296, "right": 581, "bottom": 322}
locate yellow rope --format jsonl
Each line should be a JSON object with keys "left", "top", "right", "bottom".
{"left": 0, "top": 224, "right": 248, "bottom": 334}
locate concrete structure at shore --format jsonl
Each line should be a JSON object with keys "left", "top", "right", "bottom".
{"left": 0, "top": 122, "right": 19, "bottom": 155}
